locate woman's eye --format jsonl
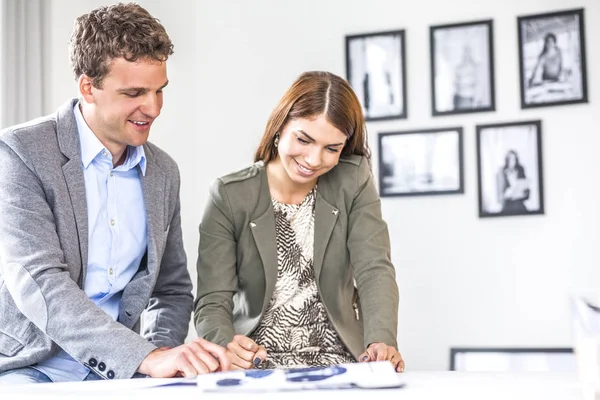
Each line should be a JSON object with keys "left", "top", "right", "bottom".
{"left": 297, "top": 137, "right": 309, "bottom": 144}
{"left": 326, "top": 147, "right": 339, "bottom": 153}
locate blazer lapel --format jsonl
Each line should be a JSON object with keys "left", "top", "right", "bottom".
{"left": 57, "top": 99, "right": 88, "bottom": 285}
{"left": 250, "top": 208, "right": 278, "bottom": 313}
{"left": 140, "top": 158, "right": 165, "bottom": 276}
{"left": 249, "top": 168, "right": 278, "bottom": 313}
{"left": 313, "top": 191, "right": 339, "bottom": 282}
{"left": 62, "top": 160, "right": 88, "bottom": 285}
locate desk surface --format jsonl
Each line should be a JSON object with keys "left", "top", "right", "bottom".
{"left": 0, "top": 371, "right": 585, "bottom": 400}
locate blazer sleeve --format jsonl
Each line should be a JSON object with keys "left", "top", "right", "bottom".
{"left": 194, "top": 178, "right": 238, "bottom": 346}
{"left": 0, "top": 139, "right": 156, "bottom": 379}
{"left": 347, "top": 158, "right": 399, "bottom": 349}
{"left": 142, "top": 166, "right": 194, "bottom": 349}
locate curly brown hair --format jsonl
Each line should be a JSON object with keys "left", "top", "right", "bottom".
{"left": 254, "top": 71, "right": 371, "bottom": 164}
{"left": 69, "top": 2, "right": 174, "bottom": 88}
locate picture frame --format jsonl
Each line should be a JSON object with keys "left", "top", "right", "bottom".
{"left": 518, "top": 8, "right": 588, "bottom": 108}
{"left": 345, "top": 29, "right": 407, "bottom": 121}
{"left": 378, "top": 127, "right": 463, "bottom": 197}
{"left": 450, "top": 347, "right": 575, "bottom": 372}
{"left": 476, "top": 120, "right": 544, "bottom": 218}
{"left": 430, "top": 19, "right": 495, "bottom": 116}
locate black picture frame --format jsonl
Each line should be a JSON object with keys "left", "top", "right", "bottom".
{"left": 430, "top": 19, "right": 495, "bottom": 116}
{"left": 378, "top": 127, "right": 464, "bottom": 197}
{"left": 476, "top": 120, "right": 544, "bottom": 218}
{"left": 345, "top": 29, "right": 407, "bottom": 121}
{"left": 517, "top": 8, "right": 588, "bottom": 109}
{"left": 450, "top": 347, "right": 574, "bottom": 371}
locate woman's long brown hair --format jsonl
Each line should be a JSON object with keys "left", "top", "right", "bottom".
{"left": 254, "top": 71, "right": 370, "bottom": 163}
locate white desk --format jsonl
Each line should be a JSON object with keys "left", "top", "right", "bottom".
{"left": 0, "top": 371, "right": 585, "bottom": 400}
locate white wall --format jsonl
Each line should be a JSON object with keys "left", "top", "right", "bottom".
{"left": 44, "top": 0, "right": 599, "bottom": 371}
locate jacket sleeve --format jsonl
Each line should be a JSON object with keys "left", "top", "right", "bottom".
{"left": 193, "top": 179, "right": 237, "bottom": 347}
{"left": 142, "top": 166, "right": 194, "bottom": 349}
{"left": 0, "top": 139, "right": 156, "bottom": 380}
{"left": 347, "top": 158, "right": 399, "bottom": 349}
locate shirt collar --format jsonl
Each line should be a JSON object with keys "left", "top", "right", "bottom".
{"left": 123, "top": 145, "right": 147, "bottom": 175}
{"left": 74, "top": 102, "right": 147, "bottom": 175}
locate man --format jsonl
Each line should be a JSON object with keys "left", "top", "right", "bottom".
{"left": 0, "top": 3, "right": 228, "bottom": 383}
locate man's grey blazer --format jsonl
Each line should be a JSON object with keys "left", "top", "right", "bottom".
{"left": 0, "top": 99, "right": 193, "bottom": 379}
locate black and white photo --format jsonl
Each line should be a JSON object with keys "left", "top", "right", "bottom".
{"left": 346, "top": 30, "right": 407, "bottom": 121}
{"left": 430, "top": 20, "right": 495, "bottom": 116}
{"left": 518, "top": 8, "right": 588, "bottom": 108}
{"left": 476, "top": 121, "right": 544, "bottom": 218}
{"left": 378, "top": 128, "right": 463, "bottom": 197}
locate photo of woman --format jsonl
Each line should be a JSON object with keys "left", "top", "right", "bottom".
{"left": 497, "top": 150, "right": 530, "bottom": 214}
{"left": 477, "top": 121, "right": 544, "bottom": 218}
{"left": 518, "top": 8, "right": 588, "bottom": 108}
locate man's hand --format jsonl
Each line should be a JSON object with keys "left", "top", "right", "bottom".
{"left": 225, "top": 334, "right": 267, "bottom": 370}
{"left": 358, "top": 342, "right": 405, "bottom": 373}
{"left": 137, "top": 338, "right": 230, "bottom": 378}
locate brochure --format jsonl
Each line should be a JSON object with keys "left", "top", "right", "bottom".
{"left": 196, "top": 361, "right": 405, "bottom": 392}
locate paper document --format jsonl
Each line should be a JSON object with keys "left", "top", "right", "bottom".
{"left": 196, "top": 361, "right": 404, "bottom": 392}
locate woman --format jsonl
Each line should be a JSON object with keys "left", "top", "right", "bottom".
{"left": 194, "top": 71, "right": 403, "bottom": 372}
{"left": 528, "top": 32, "right": 562, "bottom": 88}
{"left": 497, "top": 150, "right": 530, "bottom": 214}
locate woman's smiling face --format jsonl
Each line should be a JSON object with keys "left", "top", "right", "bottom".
{"left": 275, "top": 115, "right": 347, "bottom": 185}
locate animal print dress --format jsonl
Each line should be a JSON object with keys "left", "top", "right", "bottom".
{"left": 250, "top": 186, "right": 355, "bottom": 368}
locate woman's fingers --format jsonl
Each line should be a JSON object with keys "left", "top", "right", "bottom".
{"left": 224, "top": 335, "right": 268, "bottom": 369}
{"left": 226, "top": 342, "right": 255, "bottom": 369}
{"left": 361, "top": 343, "right": 405, "bottom": 372}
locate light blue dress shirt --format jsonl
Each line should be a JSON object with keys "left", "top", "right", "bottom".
{"left": 34, "top": 103, "right": 148, "bottom": 382}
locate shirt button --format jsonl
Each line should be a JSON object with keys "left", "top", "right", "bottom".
{"left": 110, "top": 219, "right": 116, "bottom": 226}
{"left": 110, "top": 171, "right": 114, "bottom": 177}
{"left": 109, "top": 268, "right": 114, "bottom": 275}
{"left": 98, "top": 362, "right": 106, "bottom": 372}
{"left": 102, "top": 150, "right": 108, "bottom": 157}
{"left": 107, "top": 370, "right": 115, "bottom": 379}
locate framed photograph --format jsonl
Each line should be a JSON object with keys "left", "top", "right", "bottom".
{"left": 378, "top": 127, "right": 463, "bottom": 197}
{"left": 450, "top": 348, "right": 575, "bottom": 372}
{"left": 430, "top": 19, "right": 495, "bottom": 116}
{"left": 518, "top": 8, "right": 588, "bottom": 108}
{"left": 476, "top": 121, "right": 544, "bottom": 218}
{"left": 346, "top": 29, "right": 407, "bottom": 121}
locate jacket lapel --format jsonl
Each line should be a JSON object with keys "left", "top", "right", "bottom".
{"left": 140, "top": 158, "right": 165, "bottom": 276}
{"left": 57, "top": 99, "right": 88, "bottom": 285}
{"left": 249, "top": 169, "right": 278, "bottom": 313}
{"left": 250, "top": 207, "right": 278, "bottom": 313}
{"left": 62, "top": 160, "right": 88, "bottom": 285}
{"left": 313, "top": 190, "right": 339, "bottom": 282}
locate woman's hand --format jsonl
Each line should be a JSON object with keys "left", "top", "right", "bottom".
{"left": 358, "top": 342, "right": 405, "bottom": 373}
{"left": 225, "top": 334, "right": 267, "bottom": 370}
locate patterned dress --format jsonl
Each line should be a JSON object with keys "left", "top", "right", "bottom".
{"left": 250, "top": 186, "right": 355, "bottom": 368}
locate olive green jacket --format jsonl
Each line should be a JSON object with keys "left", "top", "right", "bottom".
{"left": 194, "top": 155, "right": 398, "bottom": 358}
